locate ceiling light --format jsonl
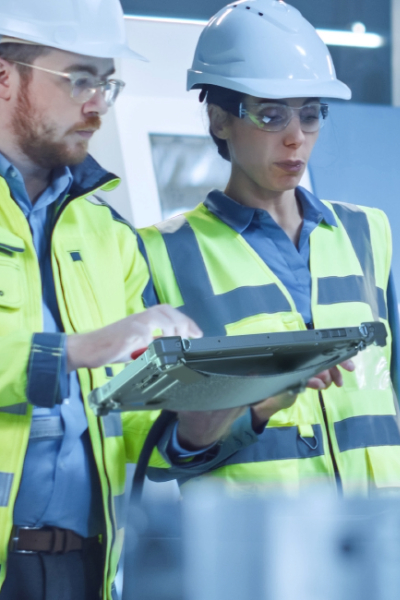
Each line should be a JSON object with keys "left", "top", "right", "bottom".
{"left": 124, "top": 15, "right": 385, "bottom": 49}
{"left": 351, "top": 22, "right": 366, "bottom": 34}
{"left": 317, "top": 28, "right": 385, "bottom": 48}
{"left": 124, "top": 15, "right": 207, "bottom": 26}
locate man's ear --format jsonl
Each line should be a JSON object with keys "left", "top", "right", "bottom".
{"left": 0, "top": 58, "right": 13, "bottom": 101}
{"left": 208, "top": 104, "right": 232, "bottom": 140}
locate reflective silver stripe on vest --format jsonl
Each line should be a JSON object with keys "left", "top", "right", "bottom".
{"left": 102, "top": 413, "right": 122, "bottom": 437}
{"left": 157, "top": 216, "right": 291, "bottom": 336}
{"left": 318, "top": 203, "right": 387, "bottom": 321}
{"left": 335, "top": 415, "right": 400, "bottom": 452}
{"left": 0, "top": 403, "right": 28, "bottom": 416}
{"left": 113, "top": 492, "right": 126, "bottom": 530}
{"left": 217, "top": 425, "right": 324, "bottom": 467}
{"left": 0, "top": 472, "right": 13, "bottom": 507}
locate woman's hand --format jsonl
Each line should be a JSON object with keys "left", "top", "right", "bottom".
{"left": 251, "top": 359, "right": 355, "bottom": 429}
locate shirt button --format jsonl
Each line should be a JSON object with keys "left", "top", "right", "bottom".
{"left": 9, "top": 169, "right": 17, "bottom": 178}
{"left": 64, "top": 399, "right": 70, "bottom": 405}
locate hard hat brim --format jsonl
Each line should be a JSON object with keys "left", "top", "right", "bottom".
{"left": 0, "top": 33, "right": 148, "bottom": 61}
{"left": 113, "top": 45, "right": 148, "bottom": 62}
{"left": 187, "top": 71, "right": 351, "bottom": 101}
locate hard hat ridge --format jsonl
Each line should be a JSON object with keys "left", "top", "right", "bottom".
{"left": 188, "top": 0, "right": 351, "bottom": 101}
{"left": 0, "top": 0, "right": 147, "bottom": 60}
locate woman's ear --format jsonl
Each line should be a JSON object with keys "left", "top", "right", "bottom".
{"left": 208, "top": 104, "right": 231, "bottom": 140}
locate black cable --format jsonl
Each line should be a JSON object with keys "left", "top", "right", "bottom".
{"left": 131, "top": 410, "right": 177, "bottom": 503}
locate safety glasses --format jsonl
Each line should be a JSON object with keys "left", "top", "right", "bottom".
{"left": 238, "top": 101, "right": 329, "bottom": 133}
{"left": 11, "top": 60, "right": 125, "bottom": 107}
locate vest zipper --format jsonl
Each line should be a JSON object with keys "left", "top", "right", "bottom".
{"left": 318, "top": 391, "right": 343, "bottom": 494}
{"left": 54, "top": 245, "right": 116, "bottom": 596}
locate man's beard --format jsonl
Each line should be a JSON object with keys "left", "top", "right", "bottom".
{"left": 11, "top": 83, "right": 101, "bottom": 169}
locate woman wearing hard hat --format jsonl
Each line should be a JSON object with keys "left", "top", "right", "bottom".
{"left": 140, "top": 0, "right": 400, "bottom": 495}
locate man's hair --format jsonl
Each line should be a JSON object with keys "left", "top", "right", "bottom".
{"left": 200, "top": 84, "right": 246, "bottom": 162}
{"left": 0, "top": 43, "right": 52, "bottom": 82}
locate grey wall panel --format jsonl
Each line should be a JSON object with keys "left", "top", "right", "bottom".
{"left": 309, "top": 101, "right": 400, "bottom": 293}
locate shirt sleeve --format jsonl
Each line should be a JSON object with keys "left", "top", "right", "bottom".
{"left": 26, "top": 332, "right": 70, "bottom": 408}
{"left": 166, "top": 422, "right": 217, "bottom": 461}
{"left": 147, "top": 409, "right": 259, "bottom": 482}
{"left": 387, "top": 271, "right": 400, "bottom": 401}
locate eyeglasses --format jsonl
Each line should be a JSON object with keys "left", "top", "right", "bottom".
{"left": 11, "top": 60, "right": 125, "bottom": 107}
{"left": 238, "top": 102, "right": 329, "bottom": 133}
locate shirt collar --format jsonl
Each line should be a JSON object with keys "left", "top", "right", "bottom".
{"left": 204, "top": 186, "right": 337, "bottom": 233}
{"left": 0, "top": 151, "right": 73, "bottom": 212}
{"left": 296, "top": 186, "right": 337, "bottom": 227}
{"left": 0, "top": 152, "right": 20, "bottom": 181}
{"left": 204, "top": 189, "right": 256, "bottom": 233}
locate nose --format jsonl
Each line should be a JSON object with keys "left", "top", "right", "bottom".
{"left": 282, "top": 114, "right": 305, "bottom": 148}
{"left": 82, "top": 88, "right": 109, "bottom": 117}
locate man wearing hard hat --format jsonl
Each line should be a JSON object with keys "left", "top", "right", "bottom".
{"left": 140, "top": 0, "right": 400, "bottom": 494}
{"left": 0, "top": 1, "right": 261, "bottom": 598}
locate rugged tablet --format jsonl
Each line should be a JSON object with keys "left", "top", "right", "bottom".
{"left": 89, "top": 322, "right": 386, "bottom": 416}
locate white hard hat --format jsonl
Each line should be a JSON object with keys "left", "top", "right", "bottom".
{"left": 0, "top": 0, "right": 146, "bottom": 60}
{"left": 187, "top": 0, "right": 351, "bottom": 100}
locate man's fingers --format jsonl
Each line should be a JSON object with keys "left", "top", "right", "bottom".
{"left": 140, "top": 305, "right": 203, "bottom": 338}
{"left": 158, "top": 304, "right": 203, "bottom": 338}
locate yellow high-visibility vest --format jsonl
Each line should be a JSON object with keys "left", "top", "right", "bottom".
{"left": 0, "top": 175, "right": 169, "bottom": 598}
{"left": 140, "top": 199, "right": 400, "bottom": 496}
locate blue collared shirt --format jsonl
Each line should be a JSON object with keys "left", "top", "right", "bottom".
{"left": 0, "top": 154, "right": 104, "bottom": 537}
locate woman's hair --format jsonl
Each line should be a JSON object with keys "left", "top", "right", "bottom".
{"left": 200, "top": 84, "right": 246, "bottom": 162}
{"left": 0, "top": 43, "right": 51, "bottom": 82}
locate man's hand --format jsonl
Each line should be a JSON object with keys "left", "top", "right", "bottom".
{"left": 66, "top": 304, "right": 202, "bottom": 372}
{"left": 251, "top": 359, "right": 355, "bottom": 429}
{"left": 177, "top": 407, "right": 247, "bottom": 451}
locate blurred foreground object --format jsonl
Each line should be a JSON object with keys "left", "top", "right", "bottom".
{"left": 123, "top": 487, "right": 400, "bottom": 600}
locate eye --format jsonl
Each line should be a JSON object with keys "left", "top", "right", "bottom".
{"left": 72, "top": 74, "right": 95, "bottom": 91}
{"left": 300, "top": 105, "right": 321, "bottom": 122}
{"left": 258, "top": 107, "right": 286, "bottom": 124}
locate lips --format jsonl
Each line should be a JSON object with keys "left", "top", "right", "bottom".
{"left": 274, "top": 160, "right": 305, "bottom": 173}
{"left": 74, "top": 130, "right": 96, "bottom": 139}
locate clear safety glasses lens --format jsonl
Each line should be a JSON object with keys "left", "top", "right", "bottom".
{"left": 71, "top": 76, "right": 126, "bottom": 107}
{"left": 239, "top": 102, "right": 329, "bottom": 132}
{"left": 10, "top": 62, "right": 126, "bottom": 107}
